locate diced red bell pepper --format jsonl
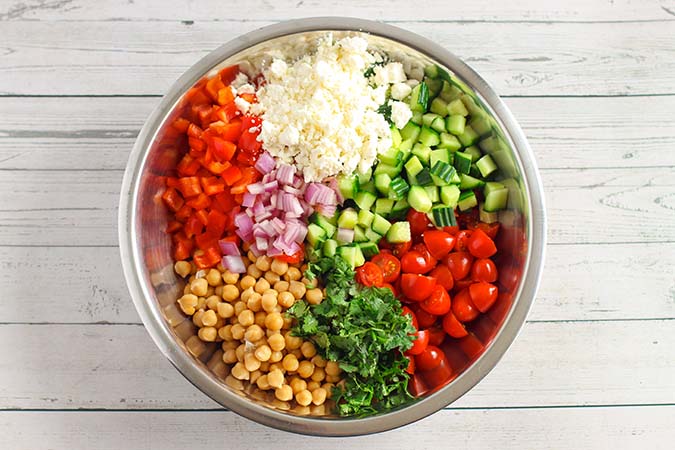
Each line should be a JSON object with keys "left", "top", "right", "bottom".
{"left": 200, "top": 177, "right": 226, "bottom": 196}
{"left": 177, "top": 155, "right": 201, "bottom": 177}
{"left": 210, "top": 136, "right": 237, "bottom": 161}
{"left": 165, "top": 220, "right": 182, "bottom": 234}
{"left": 215, "top": 102, "right": 240, "bottom": 123}
{"left": 161, "top": 187, "right": 184, "bottom": 212}
{"left": 187, "top": 123, "right": 203, "bottom": 139}
{"left": 206, "top": 209, "right": 228, "bottom": 237}
{"left": 172, "top": 117, "right": 190, "bottom": 133}
{"left": 185, "top": 192, "right": 210, "bottom": 210}
{"left": 205, "top": 75, "right": 226, "bottom": 101}
{"left": 188, "top": 136, "right": 206, "bottom": 153}
{"left": 195, "top": 232, "right": 219, "bottom": 251}
{"left": 174, "top": 204, "right": 192, "bottom": 223}
{"left": 194, "top": 209, "right": 209, "bottom": 226}
{"left": 184, "top": 214, "right": 204, "bottom": 238}
{"left": 216, "top": 87, "right": 235, "bottom": 106}
{"left": 176, "top": 177, "right": 202, "bottom": 198}
{"left": 218, "top": 65, "right": 241, "bottom": 85}
{"left": 211, "top": 191, "right": 237, "bottom": 213}
{"left": 193, "top": 245, "right": 221, "bottom": 269}
{"left": 221, "top": 164, "right": 242, "bottom": 186}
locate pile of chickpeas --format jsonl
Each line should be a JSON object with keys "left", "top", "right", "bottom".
{"left": 174, "top": 250, "right": 342, "bottom": 415}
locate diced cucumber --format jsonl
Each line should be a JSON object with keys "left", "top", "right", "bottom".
{"left": 409, "top": 82, "right": 429, "bottom": 113}
{"left": 418, "top": 126, "right": 440, "bottom": 147}
{"left": 430, "top": 160, "right": 457, "bottom": 183}
{"left": 422, "top": 113, "right": 440, "bottom": 128}
{"left": 439, "top": 81, "right": 463, "bottom": 102}
{"left": 463, "top": 145, "right": 482, "bottom": 162}
{"left": 460, "top": 94, "right": 482, "bottom": 116}
{"left": 359, "top": 241, "right": 380, "bottom": 259}
{"left": 372, "top": 214, "right": 392, "bottom": 236}
{"left": 386, "top": 221, "right": 411, "bottom": 243}
{"left": 458, "top": 124, "right": 480, "bottom": 146}
{"left": 338, "top": 245, "right": 365, "bottom": 269}
{"left": 338, "top": 174, "right": 359, "bottom": 200}
{"left": 445, "top": 115, "right": 466, "bottom": 136}
{"left": 459, "top": 173, "right": 486, "bottom": 190}
{"left": 476, "top": 154, "right": 498, "bottom": 178}
{"left": 307, "top": 223, "right": 327, "bottom": 247}
{"left": 425, "top": 77, "right": 442, "bottom": 97}
{"left": 457, "top": 190, "right": 478, "bottom": 211}
{"left": 379, "top": 147, "right": 402, "bottom": 166}
{"left": 446, "top": 98, "right": 469, "bottom": 116}
{"left": 390, "top": 198, "right": 409, "bottom": 220}
{"left": 354, "top": 191, "right": 377, "bottom": 211}
{"left": 425, "top": 186, "right": 439, "bottom": 203}
{"left": 404, "top": 155, "right": 424, "bottom": 180}
{"left": 408, "top": 185, "right": 433, "bottom": 213}
{"left": 399, "top": 138, "right": 414, "bottom": 155}
{"left": 431, "top": 116, "right": 446, "bottom": 133}
{"left": 312, "top": 213, "right": 336, "bottom": 238}
{"left": 390, "top": 125, "right": 402, "bottom": 147}
{"left": 337, "top": 208, "right": 358, "bottom": 229}
{"left": 440, "top": 185, "right": 461, "bottom": 207}
{"left": 438, "top": 133, "right": 462, "bottom": 152}
{"left": 430, "top": 97, "right": 448, "bottom": 116}
{"left": 375, "top": 198, "right": 395, "bottom": 216}
{"left": 415, "top": 168, "right": 433, "bottom": 186}
{"left": 484, "top": 186, "right": 509, "bottom": 212}
{"left": 479, "top": 135, "right": 508, "bottom": 154}
{"left": 430, "top": 148, "right": 450, "bottom": 168}
{"left": 364, "top": 228, "right": 382, "bottom": 243}
{"left": 336, "top": 228, "right": 355, "bottom": 245}
{"left": 400, "top": 121, "right": 422, "bottom": 142}
{"left": 411, "top": 111, "right": 423, "bottom": 125}
{"left": 424, "top": 64, "right": 440, "bottom": 79}
{"left": 373, "top": 161, "right": 403, "bottom": 178}
{"left": 479, "top": 204, "right": 499, "bottom": 223}
{"left": 357, "top": 209, "right": 375, "bottom": 228}
{"left": 454, "top": 151, "right": 472, "bottom": 174}
{"left": 469, "top": 115, "right": 492, "bottom": 137}
{"left": 359, "top": 180, "right": 377, "bottom": 195}
{"left": 357, "top": 168, "right": 372, "bottom": 186}
{"left": 412, "top": 143, "right": 432, "bottom": 165}
{"left": 431, "top": 206, "right": 457, "bottom": 227}
{"left": 388, "top": 176, "right": 410, "bottom": 200}
{"left": 353, "top": 225, "right": 368, "bottom": 243}
{"left": 322, "top": 239, "right": 338, "bottom": 257}
{"left": 469, "top": 163, "right": 482, "bottom": 179}
{"left": 484, "top": 181, "right": 506, "bottom": 196}
{"left": 375, "top": 173, "right": 392, "bottom": 196}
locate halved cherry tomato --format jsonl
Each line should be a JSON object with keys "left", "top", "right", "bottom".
{"left": 429, "top": 265, "right": 454, "bottom": 291}
{"left": 421, "top": 354, "right": 453, "bottom": 390}
{"left": 499, "top": 264, "right": 521, "bottom": 293}
{"left": 468, "top": 282, "right": 499, "bottom": 313}
{"left": 400, "top": 274, "right": 436, "bottom": 302}
{"left": 470, "top": 221, "right": 500, "bottom": 240}
{"left": 421, "top": 285, "right": 452, "bottom": 316}
{"left": 401, "top": 306, "right": 418, "bottom": 330}
{"left": 405, "top": 329, "right": 430, "bottom": 356}
{"left": 427, "top": 327, "right": 446, "bottom": 346}
{"left": 390, "top": 240, "right": 412, "bottom": 258}
{"left": 454, "top": 230, "right": 473, "bottom": 252}
{"left": 355, "top": 262, "right": 384, "bottom": 288}
{"left": 452, "top": 288, "right": 480, "bottom": 322}
{"left": 454, "top": 278, "right": 473, "bottom": 291}
{"left": 442, "top": 310, "right": 468, "bottom": 338}
{"left": 405, "top": 355, "right": 416, "bottom": 374}
{"left": 467, "top": 229, "right": 497, "bottom": 258}
{"left": 401, "top": 251, "right": 431, "bottom": 274}
{"left": 423, "top": 230, "right": 456, "bottom": 259}
{"left": 408, "top": 374, "right": 428, "bottom": 397}
{"left": 407, "top": 209, "right": 432, "bottom": 236}
{"left": 415, "top": 345, "right": 444, "bottom": 371}
{"left": 371, "top": 253, "right": 401, "bottom": 283}
{"left": 413, "top": 305, "right": 438, "bottom": 328}
{"left": 471, "top": 258, "right": 498, "bottom": 282}
{"left": 445, "top": 251, "right": 473, "bottom": 281}
{"left": 458, "top": 333, "right": 484, "bottom": 360}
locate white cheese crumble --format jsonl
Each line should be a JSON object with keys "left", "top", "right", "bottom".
{"left": 231, "top": 72, "right": 249, "bottom": 89}
{"left": 390, "top": 82, "right": 412, "bottom": 101}
{"left": 234, "top": 96, "right": 251, "bottom": 114}
{"left": 254, "top": 35, "right": 393, "bottom": 182}
{"left": 389, "top": 100, "right": 413, "bottom": 129}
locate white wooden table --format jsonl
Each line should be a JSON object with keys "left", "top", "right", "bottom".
{"left": 1, "top": 1, "right": 674, "bottom": 448}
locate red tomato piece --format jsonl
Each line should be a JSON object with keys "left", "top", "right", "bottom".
{"left": 468, "top": 282, "right": 499, "bottom": 313}
{"left": 421, "top": 285, "right": 452, "bottom": 316}
{"left": 442, "top": 310, "right": 468, "bottom": 338}
{"left": 408, "top": 374, "right": 428, "bottom": 397}
{"left": 423, "top": 230, "right": 456, "bottom": 259}
{"left": 415, "top": 345, "right": 444, "bottom": 371}
{"left": 400, "top": 274, "right": 437, "bottom": 302}
{"left": 471, "top": 258, "right": 498, "bottom": 283}
{"left": 412, "top": 304, "right": 438, "bottom": 329}
{"left": 458, "top": 333, "right": 484, "bottom": 360}
{"left": 444, "top": 251, "right": 473, "bottom": 281}
{"left": 427, "top": 327, "right": 446, "bottom": 347}
{"left": 499, "top": 264, "right": 521, "bottom": 293}
{"left": 470, "top": 221, "right": 500, "bottom": 240}
{"left": 405, "top": 355, "right": 415, "bottom": 375}
{"left": 401, "top": 306, "right": 418, "bottom": 330}
{"left": 429, "top": 265, "right": 454, "bottom": 291}
{"left": 407, "top": 209, "right": 432, "bottom": 236}
{"left": 401, "top": 251, "right": 432, "bottom": 275}
{"left": 454, "top": 230, "right": 473, "bottom": 252}
{"left": 390, "top": 240, "right": 412, "bottom": 258}
{"left": 355, "top": 262, "right": 385, "bottom": 288}
{"left": 405, "top": 329, "right": 430, "bottom": 356}
{"left": 452, "top": 288, "right": 480, "bottom": 322}
{"left": 420, "top": 354, "right": 453, "bottom": 390}
{"left": 382, "top": 282, "right": 397, "bottom": 296}
{"left": 467, "top": 229, "right": 497, "bottom": 259}
{"left": 371, "top": 253, "right": 401, "bottom": 283}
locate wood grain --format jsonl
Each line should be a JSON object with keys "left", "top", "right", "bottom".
{"left": 1, "top": 242, "right": 674, "bottom": 325}
{"left": 0, "top": 321, "right": 673, "bottom": 410}
{"left": 1, "top": 406, "right": 674, "bottom": 450}
{"left": 2, "top": 96, "right": 675, "bottom": 171}
{"left": 2, "top": 21, "right": 675, "bottom": 96}
{"left": 2, "top": 0, "right": 674, "bottom": 22}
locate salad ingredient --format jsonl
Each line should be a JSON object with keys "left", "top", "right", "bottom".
{"left": 451, "top": 288, "right": 480, "bottom": 322}
{"left": 415, "top": 346, "right": 445, "bottom": 371}
{"left": 468, "top": 281, "right": 499, "bottom": 313}
{"left": 406, "top": 329, "right": 429, "bottom": 356}
{"left": 442, "top": 310, "right": 468, "bottom": 338}
{"left": 370, "top": 253, "right": 401, "bottom": 283}
{"left": 287, "top": 255, "right": 415, "bottom": 415}
{"left": 471, "top": 258, "right": 498, "bottom": 283}
{"left": 400, "top": 273, "right": 436, "bottom": 301}
{"left": 420, "top": 285, "right": 451, "bottom": 316}
{"left": 355, "top": 262, "right": 385, "bottom": 287}
{"left": 467, "top": 228, "right": 497, "bottom": 259}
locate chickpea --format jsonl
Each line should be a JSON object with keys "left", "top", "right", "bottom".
{"left": 222, "top": 349, "right": 237, "bottom": 364}
{"left": 231, "top": 362, "right": 250, "bottom": 380}
{"left": 269, "top": 351, "right": 284, "bottom": 363}
{"left": 289, "top": 281, "right": 306, "bottom": 300}
{"left": 311, "top": 355, "right": 326, "bottom": 368}
{"left": 267, "top": 333, "right": 285, "bottom": 351}
{"left": 311, "top": 367, "right": 326, "bottom": 382}
{"left": 247, "top": 264, "right": 263, "bottom": 278}
{"left": 222, "top": 270, "right": 238, "bottom": 285}
{"left": 294, "top": 405, "right": 311, "bottom": 416}
{"left": 201, "top": 309, "right": 217, "bottom": 327}
{"left": 310, "top": 404, "right": 326, "bottom": 416}
{"left": 192, "top": 309, "right": 205, "bottom": 327}
{"left": 205, "top": 286, "right": 215, "bottom": 297}
{"left": 261, "top": 293, "right": 278, "bottom": 312}
{"left": 282, "top": 316, "right": 293, "bottom": 330}
{"left": 284, "top": 332, "right": 303, "bottom": 350}
{"left": 190, "top": 278, "right": 208, "bottom": 296}
{"left": 265, "top": 312, "right": 284, "bottom": 331}
{"left": 206, "top": 269, "right": 222, "bottom": 286}
{"left": 196, "top": 297, "right": 206, "bottom": 311}
{"left": 254, "top": 278, "right": 271, "bottom": 294}
{"left": 247, "top": 250, "right": 257, "bottom": 263}
{"left": 240, "top": 287, "right": 254, "bottom": 303}
{"left": 247, "top": 292, "right": 262, "bottom": 312}
{"left": 325, "top": 374, "right": 341, "bottom": 384}
{"left": 249, "top": 370, "right": 262, "bottom": 386}
{"left": 256, "top": 374, "right": 270, "bottom": 390}
{"left": 311, "top": 388, "right": 327, "bottom": 406}
{"left": 277, "top": 291, "right": 295, "bottom": 308}
{"left": 244, "top": 353, "right": 262, "bottom": 372}
{"left": 274, "top": 280, "right": 289, "bottom": 292}
{"left": 174, "top": 261, "right": 191, "bottom": 278}
{"left": 302, "top": 277, "right": 318, "bottom": 289}
{"left": 285, "top": 266, "right": 302, "bottom": 281}
{"left": 254, "top": 345, "right": 272, "bottom": 362}
{"left": 267, "top": 369, "right": 284, "bottom": 388}
{"left": 295, "top": 389, "right": 313, "bottom": 406}
{"left": 177, "top": 294, "right": 198, "bottom": 315}
{"left": 259, "top": 361, "right": 270, "bottom": 372}
{"left": 224, "top": 375, "right": 244, "bottom": 391}
{"left": 272, "top": 399, "right": 290, "bottom": 411}
{"left": 222, "top": 340, "right": 238, "bottom": 351}
{"left": 306, "top": 380, "right": 320, "bottom": 391}
{"left": 183, "top": 284, "right": 191, "bottom": 295}
{"left": 325, "top": 361, "right": 340, "bottom": 376}
{"left": 300, "top": 341, "right": 317, "bottom": 359}
{"left": 244, "top": 324, "right": 264, "bottom": 342}
{"left": 255, "top": 255, "right": 271, "bottom": 272}
{"left": 297, "top": 360, "right": 314, "bottom": 379}
{"left": 264, "top": 271, "right": 280, "bottom": 284}
{"left": 290, "top": 348, "right": 303, "bottom": 359}
{"left": 254, "top": 311, "right": 267, "bottom": 327}
{"left": 282, "top": 353, "right": 299, "bottom": 372}
{"left": 221, "top": 284, "right": 239, "bottom": 302}
{"left": 238, "top": 310, "right": 254, "bottom": 327}
{"left": 217, "top": 302, "right": 234, "bottom": 319}
{"left": 231, "top": 323, "right": 246, "bottom": 340}
{"left": 218, "top": 325, "right": 234, "bottom": 341}
{"left": 322, "top": 383, "right": 335, "bottom": 399}
{"left": 306, "top": 288, "right": 324, "bottom": 305}
{"left": 240, "top": 275, "right": 256, "bottom": 291}
{"left": 270, "top": 259, "right": 288, "bottom": 276}
{"left": 198, "top": 326, "right": 217, "bottom": 342}
{"left": 275, "top": 384, "right": 293, "bottom": 402}
{"left": 290, "top": 377, "right": 307, "bottom": 394}
{"left": 235, "top": 344, "right": 246, "bottom": 362}
{"left": 205, "top": 295, "right": 220, "bottom": 311}
{"left": 214, "top": 286, "right": 224, "bottom": 297}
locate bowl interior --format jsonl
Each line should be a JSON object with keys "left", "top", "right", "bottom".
{"left": 124, "top": 25, "right": 540, "bottom": 435}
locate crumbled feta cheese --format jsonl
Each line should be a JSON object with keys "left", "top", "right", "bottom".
{"left": 269, "top": 59, "right": 288, "bottom": 78}
{"left": 385, "top": 62, "right": 407, "bottom": 83}
{"left": 236, "top": 83, "right": 256, "bottom": 95}
{"left": 231, "top": 72, "right": 249, "bottom": 89}
{"left": 278, "top": 126, "right": 300, "bottom": 147}
{"left": 391, "top": 82, "right": 412, "bottom": 101}
{"left": 389, "top": 100, "right": 413, "bottom": 129}
{"left": 234, "top": 96, "right": 251, "bottom": 114}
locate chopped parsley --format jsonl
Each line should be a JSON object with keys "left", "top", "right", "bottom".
{"left": 287, "top": 255, "right": 415, "bottom": 416}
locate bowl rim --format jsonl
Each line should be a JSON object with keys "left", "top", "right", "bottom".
{"left": 119, "top": 17, "right": 547, "bottom": 436}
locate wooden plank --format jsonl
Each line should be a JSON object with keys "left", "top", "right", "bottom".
{"left": 2, "top": 96, "right": 675, "bottom": 170}
{"left": 2, "top": 242, "right": 674, "bottom": 325}
{"left": 2, "top": 21, "right": 675, "bottom": 96}
{"left": 1, "top": 167, "right": 674, "bottom": 246}
{"left": 0, "top": 321, "right": 673, "bottom": 409}
{"left": 1, "top": 406, "right": 673, "bottom": 450}
{"left": 2, "top": 0, "right": 674, "bottom": 22}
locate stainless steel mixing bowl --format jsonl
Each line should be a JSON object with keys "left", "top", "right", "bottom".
{"left": 119, "top": 17, "right": 546, "bottom": 436}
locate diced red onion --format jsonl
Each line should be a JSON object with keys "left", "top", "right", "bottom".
{"left": 218, "top": 240, "right": 240, "bottom": 256}
{"left": 256, "top": 236, "right": 269, "bottom": 251}
{"left": 255, "top": 151, "right": 275, "bottom": 174}
{"left": 316, "top": 203, "right": 336, "bottom": 218}
{"left": 242, "top": 192, "right": 256, "bottom": 208}
{"left": 264, "top": 180, "right": 279, "bottom": 192}
{"left": 336, "top": 228, "right": 354, "bottom": 244}
{"left": 247, "top": 182, "right": 265, "bottom": 195}
{"left": 276, "top": 164, "right": 295, "bottom": 185}
{"left": 222, "top": 255, "right": 246, "bottom": 273}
